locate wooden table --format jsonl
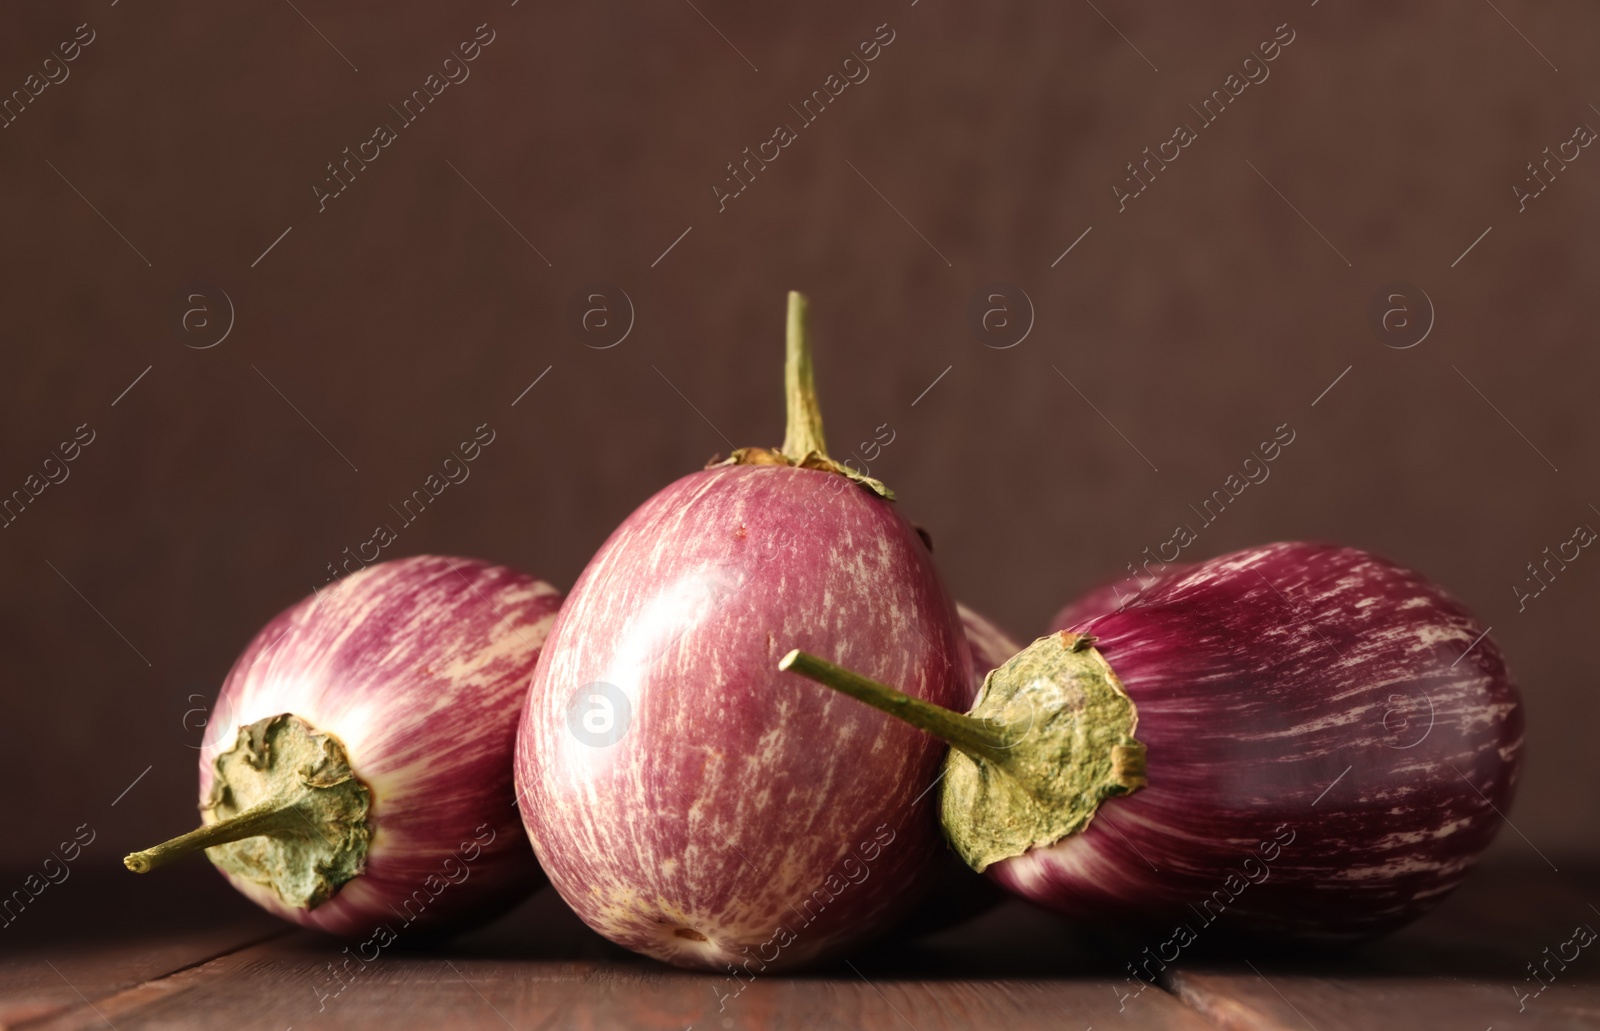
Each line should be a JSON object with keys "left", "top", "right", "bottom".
{"left": 3, "top": 861, "right": 1593, "bottom": 1030}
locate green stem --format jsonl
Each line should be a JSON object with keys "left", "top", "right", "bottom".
{"left": 779, "top": 291, "right": 829, "bottom": 462}
{"left": 124, "top": 798, "right": 304, "bottom": 874}
{"left": 778, "top": 649, "right": 1012, "bottom": 763}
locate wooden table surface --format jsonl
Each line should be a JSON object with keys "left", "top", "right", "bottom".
{"left": 3, "top": 861, "right": 1595, "bottom": 1030}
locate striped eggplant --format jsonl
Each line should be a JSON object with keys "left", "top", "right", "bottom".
{"left": 125, "top": 555, "right": 562, "bottom": 939}
{"left": 515, "top": 293, "right": 971, "bottom": 972}
{"left": 782, "top": 542, "right": 1523, "bottom": 940}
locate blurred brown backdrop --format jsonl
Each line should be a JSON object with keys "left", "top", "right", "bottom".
{"left": 1, "top": 0, "right": 1596, "bottom": 879}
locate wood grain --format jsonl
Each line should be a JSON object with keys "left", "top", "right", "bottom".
{"left": 1169, "top": 968, "right": 1600, "bottom": 1031}
{"left": 0, "top": 924, "right": 283, "bottom": 1028}
{"left": 8, "top": 865, "right": 1597, "bottom": 1030}
{"left": 23, "top": 941, "right": 1215, "bottom": 1031}
{"left": 1165, "top": 864, "right": 1600, "bottom": 1031}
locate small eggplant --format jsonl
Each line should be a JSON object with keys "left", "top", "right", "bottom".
{"left": 782, "top": 542, "right": 1523, "bottom": 940}
{"left": 125, "top": 555, "right": 562, "bottom": 938}
{"left": 516, "top": 293, "right": 971, "bottom": 970}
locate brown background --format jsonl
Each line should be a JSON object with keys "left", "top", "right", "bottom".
{"left": 1, "top": 0, "right": 1595, "bottom": 878}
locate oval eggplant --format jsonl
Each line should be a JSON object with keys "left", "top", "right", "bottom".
{"left": 783, "top": 542, "right": 1523, "bottom": 940}
{"left": 125, "top": 555, "right": 562, "bottom": 938}
{"left": 515, "top": 293, "right": 970, "bottom": 970}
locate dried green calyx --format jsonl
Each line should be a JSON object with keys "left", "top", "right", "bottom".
{"left": 124, "top": 713, "right": 372, "bottom": 910}
{"left": 941, "top": 632, "right": 1145, "bottom": 871}
{"left": 777, "top": 631, "right": 1146, "bottom": 875}
{"left": 708, "top": 290, "right": 894, "bottom": 501}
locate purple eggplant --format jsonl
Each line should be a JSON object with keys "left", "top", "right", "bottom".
{"left": 515, "top": 293, "right": 971, "bottom": 971}
{"left": 125, "top": 555, "right": 562, "bottom": 938}
{"left": 782, "top": 542, "right": 1523, "bottom": 940}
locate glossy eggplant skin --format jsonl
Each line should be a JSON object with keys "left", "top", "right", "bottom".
{"left": 516, "top": 464, "right": 971, "bottom": 970}
{"left": 1007, "top": 542, "right": 1523, "bottom": 941}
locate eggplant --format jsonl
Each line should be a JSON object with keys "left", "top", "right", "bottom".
{"left": 782, "top": 542, "right": 1523, "bottom": 940}
{"left": 515, "top": 293, "right": 971, "bottom": 971}
{"left": 125, "top": 555, "right": 562, "bottom": 938}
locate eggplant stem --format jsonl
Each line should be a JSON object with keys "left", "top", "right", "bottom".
{"left": 786, "top": 635, "right": 1147, "bottom": 874}
{"left": 123, "top": 798, "right": 305, "bottom": 873}
{"left": 779, "top": 291, "right": 829, "bottom": 463}
{"left": 778, "top": 649, "right": 1012, "bottom": 763}
{"left": 707, "top": 293, "right": 896, "bottom": 499}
